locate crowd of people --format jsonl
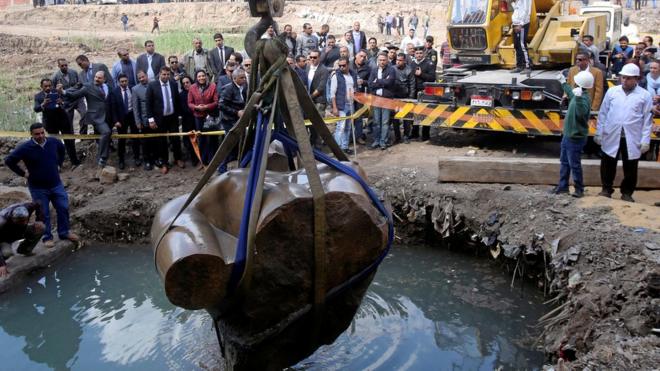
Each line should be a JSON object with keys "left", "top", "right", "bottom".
{"left": 24, "top": 22, "right": 441, "bottom": 177}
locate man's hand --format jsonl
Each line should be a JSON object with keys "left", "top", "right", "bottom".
{"left": 0, "top": 265, "right": 8, "bottom": 278}
{"left": 238, "top": 110, "right": 244, "bottom": 118}
{"left": 114, "top": 122, "right": 122, "bottom": 129}
{"left": 415, "top": 67, "right": 421, "bottom": 76}
{"left": 594, "top": 135, "right": 602, "bottom": 145}
{"left": 56, "top": 98, "right": 64, "bottom": 105}
{"left": 56, "top": 83, "right": 64, "bottom": 93}
{"left": 149, "top": 122, "right": 158, "bottom": 130}
{"left": 331, "top": 107, "right": 339, "bottom": 116}
{"left": 136, "top": 123, "right": 143, "bottom": 131}
{"left": 42, "top": 97, "right": 51, "bottom": 108}
{"left": 640, "top": 143, "right": 650, "bottom": 154}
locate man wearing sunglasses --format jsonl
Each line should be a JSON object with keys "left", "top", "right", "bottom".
{"left": 329, "top": 57, "right": 357, "bottom": 154}
{"left": 567, "top": 51, "right": 604, "bottom": 110}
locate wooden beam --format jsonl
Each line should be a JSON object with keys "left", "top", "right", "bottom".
{"left": 437, "top": 156, "right": 660, "bottom": 189}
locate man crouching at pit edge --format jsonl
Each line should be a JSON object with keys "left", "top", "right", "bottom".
{"left": 4, "top": 123, "right": 80, "bottom": 252}
{"left": 0, "top": 203, "right": 46, "bottom": 278}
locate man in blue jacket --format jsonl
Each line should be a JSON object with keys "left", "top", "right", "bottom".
{"left": 4, "top": 123, "right": 80, "bottom": 248}
{"left": 368, "top": 52, "right": 396, "bottom": 149}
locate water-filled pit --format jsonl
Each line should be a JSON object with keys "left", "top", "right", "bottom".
{"left": 0, "top": 244, "right": 547, "bottom": 370}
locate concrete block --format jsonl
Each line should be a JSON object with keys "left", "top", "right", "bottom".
{"left": 438, "top": 156, "right": 660, "bottom": 189}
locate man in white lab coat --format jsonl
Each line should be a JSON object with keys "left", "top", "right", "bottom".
{"left": 595, "top": 63, "right": 654, "bottom": 202}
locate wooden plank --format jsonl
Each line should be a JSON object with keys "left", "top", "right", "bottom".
{"left": 437, "top": 156, "right": 660, "bottom": 189}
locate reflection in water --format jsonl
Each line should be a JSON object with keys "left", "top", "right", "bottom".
{"left": 0, "top": 245, "right": 545, "bottom": 370}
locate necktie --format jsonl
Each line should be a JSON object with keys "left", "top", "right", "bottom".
{"left": 99, "top": 85, "right": 105, "bottom": 98}
{"left": 220, "top": 47, "right": 224, "bottom": 68}
{"left": 163, "top": 83, "right": 171, "bottom": 116}
{"left": 123, "top": 89, "right": 129, "bottom": 114}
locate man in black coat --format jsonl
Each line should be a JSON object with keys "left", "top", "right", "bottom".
{"left": 320, "top": 35, "right": 340, "bottom": 68}
{"left": 392, "top": 53, "right": 416, "bottom": 144}
{"left": 109, "top": 73, "right": 141, "bottom": 169}
{"left": 146, "top": 66, "right": 182, "bottom": 173}
{"left": 208, "top": 33, "right": 235, "bottom": 83}
{"left": 351, "top": 21, "right": 367, "bottom": 56}
{"left": 58, "top": 71, "right": 112, "bottom": 167}
{"left": 294, "top": 55, "right": 309, "bottom": 89}
{"left": 136, "top": 40, "right": 166, "bottom": 82}
{"left": 34, "top": 78, "right": 80, "bottom": 166}
{"left": 218, "top": 69, "right": 248, "bottom": 173}
{"left": 305, "top": 49, "right": 329, "bottom": 115}
{"left": 411, "top": 46, "right": 436, "bottom": 141}
{"left": 278, "top": 24, "right": 297, "bottom": 56}
{"left": 216, "top": 60, "right": 238, "bottom": 97}
{"left": 367, "top": 52, "right": 396, "bottom": 149}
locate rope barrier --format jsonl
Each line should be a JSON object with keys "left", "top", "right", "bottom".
{"left": 0, "top": 106, "right": 369, "bottom": 140}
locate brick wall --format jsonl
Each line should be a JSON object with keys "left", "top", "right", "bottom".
{"left": 0, "top": 0, "right": 32, "bottom": 10}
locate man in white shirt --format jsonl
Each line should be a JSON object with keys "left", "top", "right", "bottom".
{"left": 329, "top": 57, "right": 357, "bottom": 153}
{"left": 595, "top": 63, "right": 654, "bottom": 202}
{"left": 399, "top": 28, "right": 423, "bottom": 51}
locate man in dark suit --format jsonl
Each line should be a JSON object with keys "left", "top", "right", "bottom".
{"left": 305, "top": 49, "right": 329, "bottom": 115}
{"left": 109, "top": 73, "right": 141, "bottom": 170}
{"left": 75, "top": 55, "right": 113, "bottom": 89}
{"left": 305, "top": 49, "right": 329, "bottom": 147}
{"left": 351, "top": 21, "right": 367, "bottom": 56}
{"left": 218, "top": 69, "right": 248, "bottom": 173}
{"left": 411, "top": 45, "right": 436, "bottom": 141}
{"left": 278, "top": 24, "right": 297, "bottom": 56}
{"left": 320, "top": 35, "right": 340, "bottom": 68}
{"left": 368, "top": 52, "right": 396, "bottom": 149}
{"left": 216, "top": 60, "right": 237, "bottom": 97}
{"left": 136, "top": 40, "right": 166, "bottom": 82}
{"left": 294, "top": 55, "right": 308, "bottom": 89}
{"left": 208, "top": 33, "right": 235, "bottom": 83}
{"left": 34, "top": 78, "right": 80, "bottom": 166}
{"left": 58, "top": 71, "right": 112, "bottom": 168}
{"left": 146, "top": 66, "right": 182, "bottom": 174}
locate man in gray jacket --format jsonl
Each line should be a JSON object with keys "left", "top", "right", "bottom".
{"left": 52, "top": 58, "right": 87, "bottom": 135}
{"left": 297, "top": 23, "right": 319, "bottom": 57}
{"left": 58, "top": 71, "right": 112, "bottom": 168}
{"left": 132, "top": 71, "right": 150, "bottom": 169}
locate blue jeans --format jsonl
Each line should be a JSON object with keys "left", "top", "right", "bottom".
{"left": 30, "top": 183, "right": 70, "bottom": 241}
{"left": 371, "top": 107, "right": 391, "bottom": 147}
{"left": 558, "top": 136, "right": 587, "bottom": 193}
{"left": 333, "top": 103, "right": 352, "bottom": 150}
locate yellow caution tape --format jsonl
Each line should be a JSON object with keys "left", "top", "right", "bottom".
{"left": 0, "top": 105, "right": 369, "bottom": 140}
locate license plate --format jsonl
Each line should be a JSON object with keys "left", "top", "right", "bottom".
{"left": 470, "top": 96, "right": 493, "bottom": 107}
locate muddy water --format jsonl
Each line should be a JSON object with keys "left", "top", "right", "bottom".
{"left": 0, "top": 245, "right": 546, "bottom": 370}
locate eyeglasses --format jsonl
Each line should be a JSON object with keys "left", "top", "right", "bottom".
{"left": 309, "top": 56, "right": 318, "bottom": 59}
{"left": 170, "top": 61, "right": 178, "bottom": 64}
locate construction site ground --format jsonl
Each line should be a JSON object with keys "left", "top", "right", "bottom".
{"left": 0, "top": 1, "right": 659, "bottom": 369}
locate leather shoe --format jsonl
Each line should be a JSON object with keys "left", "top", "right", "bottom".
{"left": 571, "top": 190, "right": 584, "bottom": 198}
{"left": 598, "top": 190, "right": 612, "bottom": 198}
{"left": 144, "top": 162, "right": 153, "bottom": 171}
{"left": 154, "top": 160, "right": 164, "bottom": 168}
{"left": 621, "top": 194, "right": 635, "bottom": 203}
{"left": 134, "top": 159, "right": 142, "bottom": 167}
